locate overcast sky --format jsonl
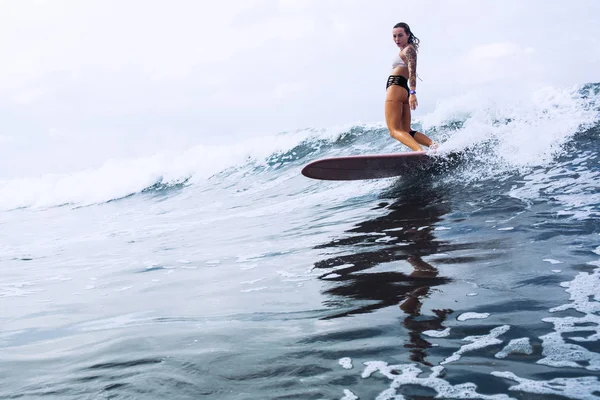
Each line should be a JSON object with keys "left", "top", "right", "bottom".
{"left": 1, "top": 0, "right": 599, "bottom": 155}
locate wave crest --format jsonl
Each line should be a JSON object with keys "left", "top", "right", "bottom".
{"left": 1, "top": 83, "right": 598, "bottom": 211}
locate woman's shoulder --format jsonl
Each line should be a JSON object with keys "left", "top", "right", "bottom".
{"left": 401, "top": 44, "right": 417, "bottom": 54}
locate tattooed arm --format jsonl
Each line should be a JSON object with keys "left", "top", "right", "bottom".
{"left": 405, "top": 45, "right": 418, "bottom": 110}
{"left": 405, "top": 45, "right": 418, "bottom": 91}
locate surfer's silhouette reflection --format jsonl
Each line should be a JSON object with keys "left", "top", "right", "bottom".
{"left": 313, "top": 183, "right": 453, "bottom": 366}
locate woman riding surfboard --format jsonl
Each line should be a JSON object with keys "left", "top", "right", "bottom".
{"left": 385, "top": 22, "right": 437, "bottom": 151}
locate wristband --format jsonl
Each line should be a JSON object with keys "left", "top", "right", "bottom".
{"left": 409, "top": 90, "right": 416, "bottom": 95}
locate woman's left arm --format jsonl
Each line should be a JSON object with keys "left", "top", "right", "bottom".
{"left": 405, "top": 46, "right": 418, "bottom": 110}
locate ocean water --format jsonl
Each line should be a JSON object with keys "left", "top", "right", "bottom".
{"left": 1, "top": 82, "right": 599, "bottom": 399}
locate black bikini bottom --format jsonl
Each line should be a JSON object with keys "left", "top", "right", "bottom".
{"left": 386, "top": 75, "right": 410, "bottom": 94}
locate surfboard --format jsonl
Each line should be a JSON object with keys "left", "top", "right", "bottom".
{"left": 301, "top": 151, "right": 441, "bottom": 181}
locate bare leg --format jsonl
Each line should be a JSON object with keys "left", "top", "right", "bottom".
{"left": 385, "top": 86, "right": 422, "bottom": 151}
{"left": 414, "top": 132, "right": 437, "bottom": 149}
{"left": 402, "top": 102, "right": 438, "bottom": 149}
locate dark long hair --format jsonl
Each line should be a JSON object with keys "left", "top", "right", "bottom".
{"left": 394, "top": 22, "right": 420, "bottom": 51}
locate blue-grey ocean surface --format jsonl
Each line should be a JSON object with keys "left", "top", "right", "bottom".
{"left": 1, "top": 83, "right": 600, "bottom": 399}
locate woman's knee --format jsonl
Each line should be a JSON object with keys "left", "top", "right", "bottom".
{"left": 389, "top": 127, "right": 408, "bottom": 138}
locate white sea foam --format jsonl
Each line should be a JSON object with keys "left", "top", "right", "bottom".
{"left": 422, "top": 328, "right": 451, "bottom": 338}
{"left": 340, "top": 389, "right": 358, "bottom": 400}
{"left": 494, "top": 338, "right": 533, "bottom": 359}
{"left": 422, "top": 85, "right": 599, "bottom": 168}
{"left": 508, "top": 155, "right": 600, "bottom": 220}
{"left": 549, "top": 266, "right": 600, "bottom": 318}
{"left": 457, "top": 312, "right": 490, "bottom": 321}
{"left": 441, "top": 325, "right": 511, "bottom": 365}
{"left": 0, "top": 281, "right": 39, "bottom": 298}
{"left": 0, "top": 127, "right": 329, "bottom": 210}
{"left": 480, "top": 249, "right": 600, "bottom": 399}
{"left": 240, "top": 278, "right": 265, "bottom": 285}
{"left": 339, "top": 357, "right": 353, "bottom": 370}
{"left": 492, "top": 371, "right": 600, "bottom": 400}
{"left": 240, "top": 287, "right": 268, "bottom": 293}
{"left": 421, "top": 84, "right": 599, "bottom": 221}
{"left": 543, "top": 258, "right": 563, "bottom": 264}
{"left": 537, "top": 264, "right": 600, "bottom": 371}
{"left": 361, "top": 362, "right": 513, "bottom": 400}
